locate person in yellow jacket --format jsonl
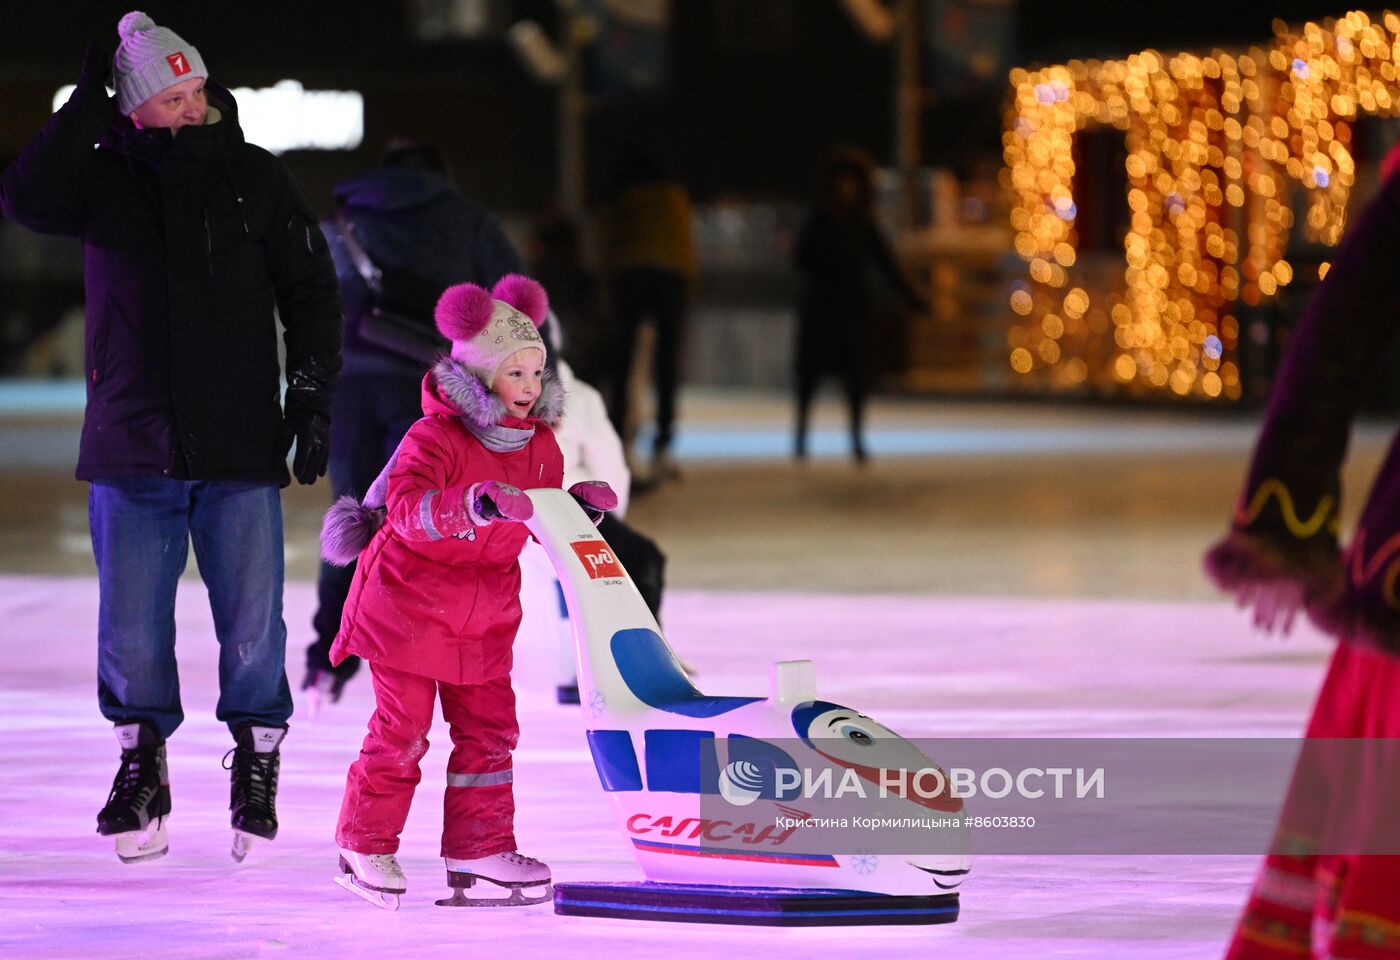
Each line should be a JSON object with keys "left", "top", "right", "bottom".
{"left": 599, "top": 144, "right": 696, "bottom": 485}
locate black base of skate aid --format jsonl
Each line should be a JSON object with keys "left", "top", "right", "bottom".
{"left": 553, "top": 882, "right": 958, "bottom": 926}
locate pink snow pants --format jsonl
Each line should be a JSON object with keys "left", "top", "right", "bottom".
{"left": 336, "top": 661, "right": 518, "bottom": 859}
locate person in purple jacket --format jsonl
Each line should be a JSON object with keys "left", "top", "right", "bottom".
{"left": 0, "top": 12, "right": 342, "bottom": 864}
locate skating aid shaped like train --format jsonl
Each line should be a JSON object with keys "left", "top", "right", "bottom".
{"left": 525, "top": 488, "right": 971, "bottom": 926}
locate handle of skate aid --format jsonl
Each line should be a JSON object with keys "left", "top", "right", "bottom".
{"left": 469, "top": 481, "right": 533, "bottom": 523}
{"left": 568, "top": 480, "right": 618, "bottom": 525}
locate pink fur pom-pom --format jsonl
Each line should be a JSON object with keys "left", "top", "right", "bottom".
{"left": 491, "top": 274, "right": 549, "bottom": 326}
{"left": 435, "top": 283, "right": 495, "bottom": 341}
{"left": 320, "top": 496, "right": 386, "bottom": 566}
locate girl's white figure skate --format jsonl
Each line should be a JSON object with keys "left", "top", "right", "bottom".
{"left": 436, "top": 851, "right": 553, "bottom": 907}
{"left": 334, "top": 848, "right": 407, "bottom": 911}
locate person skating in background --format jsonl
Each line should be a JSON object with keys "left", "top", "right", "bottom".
{"left": 0, "top": 12, "right": 341, "bottom": 864}
{"left": 302, "top": 140, "right": 526, "bottom": 709}
{"left": 528, "top": 212, "right": 608, "bottom": 387}
{"left": 599, "top": 144, "right": 696, "bottom": 487}
{"left": 793, "top": 145, "right": 927, "bottom": 463}
{"left": 1204, "top": 143, "right": 1400, "bottom": 959}
{"left": 321, "top": 277, "right": 617, "bottom": 908}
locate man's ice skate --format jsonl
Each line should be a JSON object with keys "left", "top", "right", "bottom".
{"left": 224, "top": 725, "right": 285, "bottom": 862}
{"left": 335, "top": 849, "right": 407, "bottom": 910}
{"left": 436, "top": 851, "right": 552, "bottom": 907}
{"left": 96, "top": 722, "right": 171, "bottom": 864}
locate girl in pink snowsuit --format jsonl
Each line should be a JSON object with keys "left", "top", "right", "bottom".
{"left": 320, "top": 275, "right": 614, "bottom": 908}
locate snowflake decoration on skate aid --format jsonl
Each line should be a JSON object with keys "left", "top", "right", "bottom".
{"left": 850, "top": 851, "right": 879, "bottom": 876}
{"left": 586, "top": 690, "right": 607, "bottom": 718}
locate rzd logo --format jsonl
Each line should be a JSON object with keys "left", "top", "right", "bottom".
{"left": 570, "top": 541, "right": 625, "bottom": 580}
{"left": 166, "top": 52, "right": 191, "bottom": 77}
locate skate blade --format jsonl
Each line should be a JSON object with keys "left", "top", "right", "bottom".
{"left": 436, "top": 876, "right": 553, "bottom": 907}
{"left": 335, "top": 874, "right": 401, "bottom": 911}
{"left": 114, "top": 819, "right": 169, "bottom": 864}
{"left": 231, "top": 831, "right": 257, "bottom": 863}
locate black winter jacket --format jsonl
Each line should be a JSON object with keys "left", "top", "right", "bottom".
{"left": 326, "top": 167, "right": 524, "bottom": 377}
{"left": 0, "top": 79, "right": 342, "bottom": 483}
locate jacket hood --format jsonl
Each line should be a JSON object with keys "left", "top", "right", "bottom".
{"left": 427, "top": 356, "right": 564, "bottom": 430}
{"left": 102, "top": 80, "right": 244, "bottom": 164}
{"left": 333, "top": 168, "right": 460, "bottom": 214}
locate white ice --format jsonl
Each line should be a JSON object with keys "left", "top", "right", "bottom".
{"left": 0, "top": 573, "right": 1327, "bottom": 959}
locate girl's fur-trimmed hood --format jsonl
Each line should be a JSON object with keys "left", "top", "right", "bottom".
{"left": 430, "top": 356, "right": 565, "bottom": 430}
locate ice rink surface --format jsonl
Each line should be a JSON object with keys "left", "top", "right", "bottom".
{"left": 0, "top": 389, "right": 1383, "bottom": 959}
{"left": 0, "top": 578, "right": 1333, "bottom": 959}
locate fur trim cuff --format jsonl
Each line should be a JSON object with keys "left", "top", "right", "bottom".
{"left": 1204, "top": 529, "right": 1343, "bottom": 598}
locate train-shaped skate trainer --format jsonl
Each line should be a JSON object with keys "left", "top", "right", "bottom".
{"left": 524, "top": 489, "right": 971, "bottom": 926}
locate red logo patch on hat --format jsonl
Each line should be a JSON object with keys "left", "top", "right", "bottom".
{"left": 166, "top": 52, "right": 191, "bottom": 77}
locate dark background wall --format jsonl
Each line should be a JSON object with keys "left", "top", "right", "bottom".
{"left": 1017, "top": 0, "right": 1358, "bottom": 62}
{"left": 1, "top": 1, "right": 1359, "bottom": 215}
{"left": 2, "top": 1, "right": 904, "bottom": 213}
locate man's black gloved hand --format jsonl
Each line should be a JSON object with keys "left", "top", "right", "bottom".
{"left": 77, "top": 40, "right": 112, "bottom": 96}
{"left": 282, "top": 409, "right": 330, "bottom": 485}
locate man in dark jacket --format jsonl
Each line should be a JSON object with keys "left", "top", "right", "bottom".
{"left": 301, "top": 141, "right": 524, "bottom": 706}
{"left": 0, "top": 13, "right": 341, "bottom": 864}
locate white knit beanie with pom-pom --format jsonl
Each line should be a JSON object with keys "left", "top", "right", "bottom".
{"left": 113, "top": 11, "right": 208, "bottom": 115}
{"left": 435, "top": 275, "right": 549, "bottom": 384}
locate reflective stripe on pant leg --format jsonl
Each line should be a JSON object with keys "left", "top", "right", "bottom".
{"left": 447, "top": 769, "right": 513, "bottom": 788}
{"left": 440, "top": 673, "right": 518, "bottom": 859}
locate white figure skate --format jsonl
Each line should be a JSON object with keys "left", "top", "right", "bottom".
{"left": 436, "top": 851, "right": 552, "bottom": 907}
{"left": 303, "top": 671, "right": 335, "bottom": 718}
{"left": 335, "top": 848, "right": 407, "bottom": 911}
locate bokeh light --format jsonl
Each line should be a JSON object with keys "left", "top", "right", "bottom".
{"left": 1003, "top": 10, "right": 1389, "bottom": 400}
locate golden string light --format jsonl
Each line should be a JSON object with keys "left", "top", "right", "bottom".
{"left": 1003, "top": 10, "right": 1400, "bottom": 399}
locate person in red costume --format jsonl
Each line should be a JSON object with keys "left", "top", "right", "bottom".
{"left": 1206, "top": 143, "right": 1400, "bottom": 959}
{"left": 320, "top": 275, "right": 616, "bottom": 909}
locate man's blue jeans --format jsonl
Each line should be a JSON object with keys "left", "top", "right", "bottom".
{"left": 90, "top": 477, "right": 292, "bottom": 740}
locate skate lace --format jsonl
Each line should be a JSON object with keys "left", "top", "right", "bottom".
{"left": 222, "top": 747, "right": 279, "bottom": 812}
{"left": 501, "top": 851, "right": 539, "bottom": 866}
{"left": 105, "top": 747, "right": 160, "bottom": 808}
